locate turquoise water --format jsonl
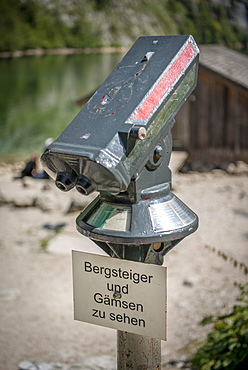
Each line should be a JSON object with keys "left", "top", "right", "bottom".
{"left": 0, "top": 52, "right": 123, "bottom": 159}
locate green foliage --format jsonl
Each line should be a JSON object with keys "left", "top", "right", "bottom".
{"left": 191, "top": 283, "right": 248, "bottom": 370}
{"left": 205, "top": 245, "right": 248, "bottom": 276}
{"left": 0, "top": 0, "right": 247, "bottom": 53}
{"left": 39, "top": 225, "right": 64, "bottom": 252}
{"left": 0, "top": 0, "right": 103, "bottom": 51}
{"left": 167, "top": 0, "right": 247, "bottom": 50}
{"left": 39, "top": 237, "right": 50, "bottom": 252}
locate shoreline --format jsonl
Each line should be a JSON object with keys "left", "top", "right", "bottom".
{"left": 0, "top": 167, "right": 247, "bottom": 369}
{"left": 0, "top": 46, "right": 129, "bottom": 59}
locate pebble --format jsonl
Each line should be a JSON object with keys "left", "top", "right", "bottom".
{"left": 168, "top": 360, "right": 192, "bottom": 369}
{"left": 18, "top": 357, "right": 194, "bottom": 370}
{"left": 19, "top": 360, "right": 39, "bottom": 370}
{"left": 183, "top": 280, "right": 194, "bottom": 287}
{"left": 0, "top": 173, "right": 92, "bottom": 213}
{"left": 0, "top": 288, "right": 21, "bottom": 301}
{"left": 180, "top": 159, "right": 248, "bottom": 175}
{"left": 1, "top": 160, "right": 247, "bottom": 212}
{"left": 226, "top": 160, "right": 248, "bottom": 175}
{"left": 18, "top": 356, "right": 117, "bottom": 370}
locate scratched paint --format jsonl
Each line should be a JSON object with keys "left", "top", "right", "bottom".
{"left": 124, "top": 64, "right": 196, "bottom": 174}
{"left": 132, "top": 42, "right": 195, "bottom": 120}
{"left": 100, "top": 94, "right": 111, "bottom": 105}
{"left": 80, "top": 133, "right": 91, "bottom": 139}
{"left": 121, "top": 38, "right": 198, "bottom": 127}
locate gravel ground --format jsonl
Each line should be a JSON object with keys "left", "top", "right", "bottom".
{"left": 0, "top": 164, "right": 247, "bottom": 369}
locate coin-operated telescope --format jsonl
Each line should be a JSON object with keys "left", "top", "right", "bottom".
{"left": 41, "top": 35, "right": 199, "bottom": 263}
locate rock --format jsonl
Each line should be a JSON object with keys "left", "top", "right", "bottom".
{"left": 37, "top": 363, "right": 54, "bottom": 370}
{"left": 168, "top": 360, "right": 192, "bottom": 369}
{"left": 43, "top": 223, "right": 66, "bottom": 231}
{"left": 18, "top": 356, "right": 117, "bottom": 370}
{"left": 169, "top": 151, "right": 188, "bottom": 174}
{"left": 19, "top": 360, "right": 60, "bottom": 370}
{"left": 19, "top": 360, "right": 38, "bottom": 370}
{"left": 199, "top": 163, "right": 214, "bottom": 172}
{"left": 211, "top": 169, "right": 227, "bottom": 176}
{"left": 226, "top": 162, "right": 237, "bottom": 174}
{"left": 176, "top": 361, "right": 186, "bottom": 369}
{"left": 58, "top": 349, "right": 78, "bottom": 362}
{"left": 180, "top": 160, "right": 248, "bottom": 175}
{"left": 75, "top": 355, "right": 116, "bottom": 370}
{"left": 19, "top": 361, "right": 54, "bottom": 370}
{"left": 0, "top": 288, "right": 21, "bottom": 301}
{"left": 0, "top": 191, "right": 10, "bottom": 205}
{"left": 179, "top": 162, "right": 192, "bottom": 173}
{"left": 66, "top": 200, "right": 87, "bottom": 213}
{"left": 236, "top": 160, "right": 248, "bottom": 174}
{"left": 226, "top": 161, "right": 248, "bottom": 175}
{"left": 13, "top": 195, "right": 37, "bottom": 208}
{"left": 34, "top": 193, "right": 65, "bottom": 212}
{"left": 183, "top": 280, "right": 194, "bottom": 287}
{"left": 190, "top": 160, "right": 205, "bottom": 172}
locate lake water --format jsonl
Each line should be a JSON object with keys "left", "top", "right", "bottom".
{"left": 0, "top": 52, "right": 124, "bottom": 160}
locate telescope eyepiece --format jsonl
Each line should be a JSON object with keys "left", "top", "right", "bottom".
{"left": 55, "top": 171, "right": 77, "bottom": 192}
{"left": 76, "top": 175, "right": 95, "bottom": 196}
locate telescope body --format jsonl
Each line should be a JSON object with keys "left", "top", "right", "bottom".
{"left": 41, "top": 35, "right": 199, "bottom": 195}
{"left": 41, "top": 35, "right": 199, "bottom": 249}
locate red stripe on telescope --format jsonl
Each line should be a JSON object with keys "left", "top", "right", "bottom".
{"left": 133, "top": 42, "right": 195, "bottom": 120}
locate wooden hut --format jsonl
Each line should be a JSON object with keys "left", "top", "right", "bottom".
{"left": 172, "top": 45, "right": 248, "bottom": 164}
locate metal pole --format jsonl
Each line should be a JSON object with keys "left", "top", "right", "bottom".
{"left": 116, "top": 243, "right": 163, "bottom": 370}
{"left": 117, "top": 331, "right": 161, "bottom": 370}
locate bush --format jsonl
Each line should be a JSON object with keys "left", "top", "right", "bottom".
{"left": 192, "top": 283, "right": 248, "bottom": 370}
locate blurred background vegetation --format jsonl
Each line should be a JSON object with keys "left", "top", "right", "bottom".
{"left": 1, "top": 0, "right": 248, "bottom": 160}
{"left": 0, "top": 0, "right": 248, "bottom": 53}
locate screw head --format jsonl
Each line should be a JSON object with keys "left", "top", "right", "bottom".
{"left": 130, "top": 126, "right": 147, "bottom": 141}
{"left": 138, "top": 127, "right": 147, "bottom": 140}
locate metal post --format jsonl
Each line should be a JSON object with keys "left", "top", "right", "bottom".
{"left": 115, "top": 243, "right": 163, "bottom": 370}
{"left": 117, "top": 331, "right": 161, "bottom": 370}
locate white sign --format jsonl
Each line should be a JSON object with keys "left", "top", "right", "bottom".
{"left": 72, "top": 251, "right": 167, "bottom": 340}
